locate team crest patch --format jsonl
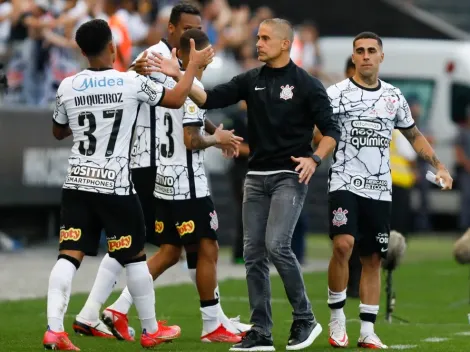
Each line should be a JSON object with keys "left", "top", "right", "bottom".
{"left": 385, "top": 97, "right": 397, "bottom": 114}
{"left": 209, "top": 211, "right": 218, "bottom": 231}
{"left": 280, "top": 85, "right": 294, "bottom": 100}
{"left": 185, "top": 103, "right": 198, "bottom": 115}
{"left": 332, "top": 208, "right": 348, "bottom": 227}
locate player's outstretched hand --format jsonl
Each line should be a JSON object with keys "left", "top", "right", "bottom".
{"left": 214, "top": 123, "right": 243, "bottom": 148}
{"left": 189, "top": 38, "right": 214, "bottom": 68}
{"left": 149, "top": 48, "right": 181, "bottom": 79}
{"left": 436, "top": 168, "right": 453, "bottom": 190}
{"left": 291, "top": 156, "right": 317, "bottom": 185}
{"left": 134, "top": 50, "right": 154, "bottom": 76}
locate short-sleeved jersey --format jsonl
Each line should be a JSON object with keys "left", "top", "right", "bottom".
{"left": 53, "top": 68, "right": 165, "bottom": 195}
{"left": 130, "top": 40, "right": 176, "bottom": 169}
{"left": 154, "top": 78, "right": 209, "bottom": 200}
{"left": 327, "top": 78, "right": 415, "bottom": 201}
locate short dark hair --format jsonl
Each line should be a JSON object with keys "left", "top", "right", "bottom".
{"left": 75, "top": 19, "right": 112, "bottom": 57}
{"left": 180, "top": 28, "right": 209, "bottom": 53}
{"left": 345, "top": 57, "right": 355, "bottom": 72}
{"left": 169, "top": 2, "right": 201, "bottom": 26}
{"left": 353, "top": 31, "right": 383, "bottom": 48}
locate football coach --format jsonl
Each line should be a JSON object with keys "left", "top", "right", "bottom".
{"left": 151, "top": 18, "right": 340, "bottom": 351}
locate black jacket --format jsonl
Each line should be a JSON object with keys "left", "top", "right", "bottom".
{"left": 202, "top": 60, "right": 340, "bottom": 172}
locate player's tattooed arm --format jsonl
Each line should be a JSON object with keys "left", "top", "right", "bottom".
{"left": 204, "top": 119, "right": 217, "bottom": 135}
{"left": 184, "top": 124, "right": 243, "bottom": 151}
{"left": 401, "top": 126, "right": 444, "bottom": 170}
{"left": 184, "top": 126, "right": 218, "bottom": 150}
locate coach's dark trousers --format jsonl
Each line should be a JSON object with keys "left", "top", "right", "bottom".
{"left": 243, "top": 173, "right": 314, "bottom": 336}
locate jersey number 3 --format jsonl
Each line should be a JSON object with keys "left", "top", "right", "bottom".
{"left": 161, "top": 112, "right": 174, "bottom": 158}
{"left": 78, "top": 110, "right": 123, "bottom": 156}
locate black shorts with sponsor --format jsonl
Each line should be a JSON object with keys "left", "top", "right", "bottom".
{"left": 328, "top": 190, "right": 391, "bottom": 258}
{"left": 131, "top": 166, "right": 159, "bottom": 246}
{"left": 59, "top": 189, "right": 145, "bottom": 260}
{"left": 153, "top": 196, "right": 218, "bottom": 246}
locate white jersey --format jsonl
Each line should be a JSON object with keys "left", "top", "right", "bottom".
{"left": 154, "top": 78, "right": 210, "bottom": 200}
{"left": 130, "top": 40, "right": 176, "bottom": 169}
{"left": 53, "top": 68, "right": 165, "bottom": 195}
{"left": 327, "top": 78, "right": 415, "bottom": 201}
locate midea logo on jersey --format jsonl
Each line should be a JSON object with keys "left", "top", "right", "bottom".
{"left": 72, "top": 74, "right": 124, "bottom": 92}
{"left": 350, "top": 120, "right": 389, "bottom": 149}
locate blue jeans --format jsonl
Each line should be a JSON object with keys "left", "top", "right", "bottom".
{"left": 242, "top": 173, "right": 314, "bottom": 336}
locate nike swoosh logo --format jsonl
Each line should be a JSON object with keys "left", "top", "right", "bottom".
{"left": 351, "top": 103, "right": 361, "bottom": 108}
{"left": 381, "top": 248, "right": 388, "bottom": 252}
{"left": 255, "top": 87, "right": 265, "bottom": 90}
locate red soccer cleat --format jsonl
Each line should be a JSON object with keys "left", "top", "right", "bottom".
{"left": 43, "top": 327, "right": 80, "bottom": 351}
{"left": 140, "top": 324, "right": 181, "bottom": 348}
{"left": 101, "top": 308, "right": 134, "bottom": 341}
{"left": 201, "top": 324, "right": 243, "bottom": 343}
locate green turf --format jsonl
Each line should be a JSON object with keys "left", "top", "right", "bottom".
{"left": 1, "top": 236, "right": 470, "bottom": 351}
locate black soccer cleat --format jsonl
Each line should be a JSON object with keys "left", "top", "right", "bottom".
{"left": 286, "top": 319, "right": 322, "bottom": 350}
{"left": 229, "top": 329, "right": 275, "bottom": 351}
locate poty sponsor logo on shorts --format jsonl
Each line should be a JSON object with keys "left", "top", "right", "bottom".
{"left": 66, "top": 166, "right": 116, "bottom": 190}
{"left": 59, "top": 228, "right": 82, "bottom": 243}
{"left": 176, "top": 221, "right": 195, "bottom": 237}
{"left": 351, "top": 176, "right": 388, "bottom": 191}
{"left": 108, "top": 235, "right": 132, "bottom": 252}
{"left": 332, "top": 208, "right": 348, "bottom": 227}
{"left": 155, "top": 221, "right": 164, "bottom": 234}
{"left": 209, "top": 211, "right": 218, "bottom": 231}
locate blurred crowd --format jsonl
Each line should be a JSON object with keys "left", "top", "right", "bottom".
{"left": 0, "top": 0, "right": 323, "bottom": 107}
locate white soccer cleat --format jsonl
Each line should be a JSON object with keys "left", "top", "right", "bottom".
{"left": 357, "top": 333, "right": 388, "bottom": 349}
{"left": 72, "top": 316, "right": 114, "bottom": 338}
{"left": 229, "top": 316, "right": 252, "bottom": 336}
{"left": 328, "top": 319, "right": 348, "bottom": 347}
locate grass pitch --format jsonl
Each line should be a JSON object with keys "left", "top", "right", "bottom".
{"left": 1, "top": 236, "right": 470, "bottom": 351}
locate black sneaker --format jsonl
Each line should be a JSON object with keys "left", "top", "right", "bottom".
{"left": 286, "top": 320, "right": 322, "bottom": 350}
{"left": 229, "top": 329, "right": 275, "bottom": 352}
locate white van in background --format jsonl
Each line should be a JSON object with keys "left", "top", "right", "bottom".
{"left": 319, "top": 37, "right": 470, "bottom": 215}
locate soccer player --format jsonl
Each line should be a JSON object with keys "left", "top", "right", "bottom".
{"left": 325, "top": 32, "right": 453, "bottom": 348}
{"left": 73, "top": 2, "right": 250, "bottom": 342}
{"left": 102, "top": 28, "right": 245, "bottom": 344}
{"left": 43, "top": 18, "right": 213, "bottom": 350}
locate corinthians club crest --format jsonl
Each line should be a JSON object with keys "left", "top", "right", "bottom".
{"left": 280, "top": 85, "right": 294, "bottom": 100}
{"left": 385, "top": 97, "right": 397, "bottom": 115}
{"left": 332, "top": 207, "right": 348, "bottom": 227}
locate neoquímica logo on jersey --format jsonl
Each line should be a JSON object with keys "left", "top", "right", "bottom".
{"left": 72, "top": 74, "right": 124, "bottom": 91}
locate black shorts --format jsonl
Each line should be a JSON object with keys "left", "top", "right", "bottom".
{"left": 59, "top": 189, "right": 146, "bottom": 260}
{"left": 154, "top": 196, "right": 218, "bottom": 246}
{"left": 131, "top": 167, "right": 159, "bottom": 246}
{"left": 328, "top": 190, "right": 391, "bottom": 258}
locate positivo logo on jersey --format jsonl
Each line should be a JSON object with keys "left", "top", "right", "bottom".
{"left": 155, "top": 174, "right": 175, "bottom": 195}
{"left": 351, "top": 176, "right": 389, "bottom": 192}
{"left": 350, "top": 120, "right": 389, "bottom": 149}
{"left": 72, "top": 74, "right": 124, "bottom": 92}
{"left": 66, "top": 166, "right": 116, "bottom": 190}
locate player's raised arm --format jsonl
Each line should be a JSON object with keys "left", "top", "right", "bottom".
{"left": 52, "top": 85, "right": 72, "bottom": 140}
{"left": 148, "top": 51, "right": 246, "bottom": 109}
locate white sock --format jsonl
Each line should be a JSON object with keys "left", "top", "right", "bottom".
{"left": 359, "top": 303, "right": 379, "bottom": 336}
{"left": 77, "top": 254, "right": 122, "bottom": 322}
{"left": 201, "top": 302, "right": 220, "bottom": 334}
{"left": 328, "top": 288, "right": 347, "bottom": 322}
{"left": 188, "top": 268, "right": 197, "bottom": 285}
{"left": 107, "top": 286, "right": 133, "bottom": 315}
{"left": 126, "top": 261, "right": 158, "bottom": 334}
{"left": 47, "top": 259, "right": 77, "bottom": 332}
